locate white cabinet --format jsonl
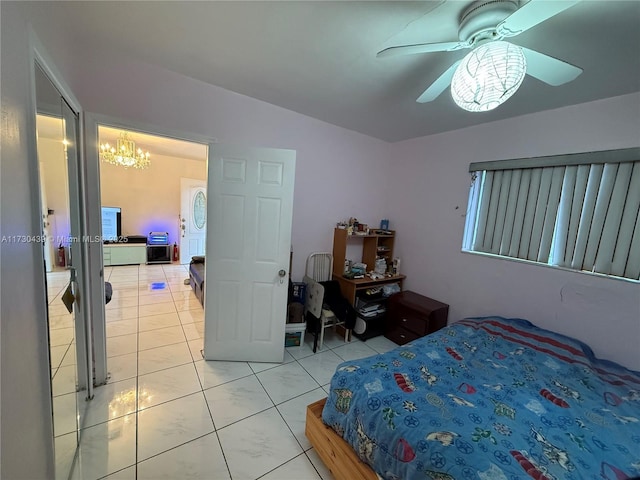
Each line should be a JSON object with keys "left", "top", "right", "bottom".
{"left": 103, "top": 244, "right": 147, "bottom": 266}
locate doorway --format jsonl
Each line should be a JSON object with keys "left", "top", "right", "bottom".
{"left": 96, "top": 124, "right": 208, "bottom": 372}
{"left": 180, "top": 177, "right": 207, "bottom": 264}
{"left": 98, "top": 125, "right": 208, "bottom": 259}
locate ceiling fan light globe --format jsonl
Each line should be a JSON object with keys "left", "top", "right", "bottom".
{"left": 450, "top": 41, "right": 526, "bottom": 112}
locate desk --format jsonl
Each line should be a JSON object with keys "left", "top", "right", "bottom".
{"left": 332, "top": 274, "right": 406, "bottom": 306}
{"left": 332, "top": 274, "right": 405, "bottom": 341}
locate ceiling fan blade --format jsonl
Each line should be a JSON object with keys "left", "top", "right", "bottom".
{"left": 416, "top": 61, "right": 461, "bottom": 103}
{"left": 377, "top": 41, "right": 468, "bottom": 58}
{"left": 497, "top": 0, "right": 581, "bottom": 37}
{"left": 521, "top": 47, "right": 583, "bottom": 86}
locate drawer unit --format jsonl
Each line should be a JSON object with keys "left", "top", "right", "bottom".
{"left": 385, "top": 291, "right": 449, "bottom": 345}
{"left": 103, "top": 248, "right": 112, "bottom": 266}
{"left": 385, "top": 324, "right": 422, "bottom": 346}
{"left": 103, "top": 244, "right": 147, "bottom": 266}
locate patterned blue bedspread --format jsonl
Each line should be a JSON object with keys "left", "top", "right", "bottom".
{"left": 322, "top": 317, "right": 640, "bottom": 480}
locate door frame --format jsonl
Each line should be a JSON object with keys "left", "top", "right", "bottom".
{"left": 84, "top": 113, "right": 216, "bottom": 384}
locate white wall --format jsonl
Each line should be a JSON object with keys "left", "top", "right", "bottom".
{"left": 60, "top": 49, "right": 393, "bottom": 280}
{"left": 0, "top": 3, "right": 55, "bottom": 478}
{"left": 39, "top": 137, "right": 71, "bottom": 247}
{"left": 388, "top": 93, "right": 640, "bottom": 370}
{"left": 100, "top": 153, "right": 206, "bottom": 244}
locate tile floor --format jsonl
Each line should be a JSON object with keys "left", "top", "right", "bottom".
{"left": 47, "top": 263, "right": 399, "bottom": 480}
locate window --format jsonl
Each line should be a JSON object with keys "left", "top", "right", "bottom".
{"left": 462, "top": 147, "right": 640, "bottom": 281}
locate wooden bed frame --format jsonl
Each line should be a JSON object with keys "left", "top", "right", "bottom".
{"left": 305, "top": 398, "right": 378, "bottom": 480}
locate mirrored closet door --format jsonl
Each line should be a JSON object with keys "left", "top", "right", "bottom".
{"left": 34, "top": 62, "right": 91, "bottom": 480}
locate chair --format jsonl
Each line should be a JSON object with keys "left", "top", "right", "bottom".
{"left": 305, "top": 252, "right": 333, "bottom": 282}
{"left": 304, "top": 253, "right": 351, "bottom": 351}
{"left": 105, "top": 282, "right": 113, "bottom": 304}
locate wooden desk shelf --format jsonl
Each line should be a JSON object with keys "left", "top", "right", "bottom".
{"left": 332, "top": 274, "right": 406, "bottom": 306}
{"left": 332, "top": 228, "right": 395, "bottom": 277}
{"left": 331, "top": 227, "right": 404, "bottom": 341}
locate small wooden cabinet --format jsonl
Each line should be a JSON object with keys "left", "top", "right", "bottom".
{"left": 386, "top": 291, "right": 449, "bottom": 345}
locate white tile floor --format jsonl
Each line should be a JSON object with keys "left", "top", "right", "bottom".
{"left": 48, "top": 264, "right": 399, "bottom": 480}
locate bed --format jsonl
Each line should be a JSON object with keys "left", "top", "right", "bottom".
{"left": 307, "top": 316, "right": 640, "bottom": 480}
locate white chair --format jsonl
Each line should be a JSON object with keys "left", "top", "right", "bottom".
{"left": 304, "top": 253, "right": 347, "bottom": 350}
{"left": 305, "top": 252, "right": 333, "bottom": 282}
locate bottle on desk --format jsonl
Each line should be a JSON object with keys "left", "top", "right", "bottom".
{"left": 392, "top": 258, "right": 401, "bottom": 275}
{"left": 344, "top": 259, "right": 352, "bottom": 274}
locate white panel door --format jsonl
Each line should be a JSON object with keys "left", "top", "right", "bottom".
{"left": 204, "top": 144, "right": 295, "bottom": 362}
{"left": 179, "top": 178, "right": 207, "bottom": 264}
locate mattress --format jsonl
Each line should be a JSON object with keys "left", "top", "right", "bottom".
{"left": 322, "top": 317, "right": 640, "bottom": 480}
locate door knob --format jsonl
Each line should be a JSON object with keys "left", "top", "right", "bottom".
{"left": 278, "top": 269, "right": 286, "bottom": 284}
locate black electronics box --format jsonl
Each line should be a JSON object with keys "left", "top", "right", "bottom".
{"left": 126, "top": 235, "right": 147, "bottom": 244}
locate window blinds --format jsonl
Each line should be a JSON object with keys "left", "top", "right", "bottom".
{"left": 464, "top": 147, "right": 640, "bottom": 281}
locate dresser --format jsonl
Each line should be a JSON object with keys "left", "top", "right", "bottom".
{"left": 386, "top": 291, "right": 449, "bottom": 345}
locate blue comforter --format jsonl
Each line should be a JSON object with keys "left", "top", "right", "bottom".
{"left": 322, "top": 317, "right": 640, "bottom": 480}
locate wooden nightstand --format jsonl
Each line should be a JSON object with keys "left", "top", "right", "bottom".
{"left": 385, "top": 291, "right": 449, "bottom": 345}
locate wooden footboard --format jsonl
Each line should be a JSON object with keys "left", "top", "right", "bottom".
{"left": 305, "top": 398, "right": 377, "bottom": 480}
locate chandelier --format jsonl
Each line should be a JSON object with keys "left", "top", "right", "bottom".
{"left": 451, "top": 41, "right": 527, "bottom": 112}
{"left": 100, "top": 132, "right": 151, "bottom": 169}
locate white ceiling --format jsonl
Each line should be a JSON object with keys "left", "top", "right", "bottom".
{"left": 26, "top": 1, "right": 640, "bottom": 142}
{"left": 97, "top": 126, "right": 208, "bottom": 162}
{"left": 36, "top": 115, "right": 207, "bottom": 161}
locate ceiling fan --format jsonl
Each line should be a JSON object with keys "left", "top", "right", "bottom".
{"left": 377, "top": 0, "right": 583, "bottom": 111}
